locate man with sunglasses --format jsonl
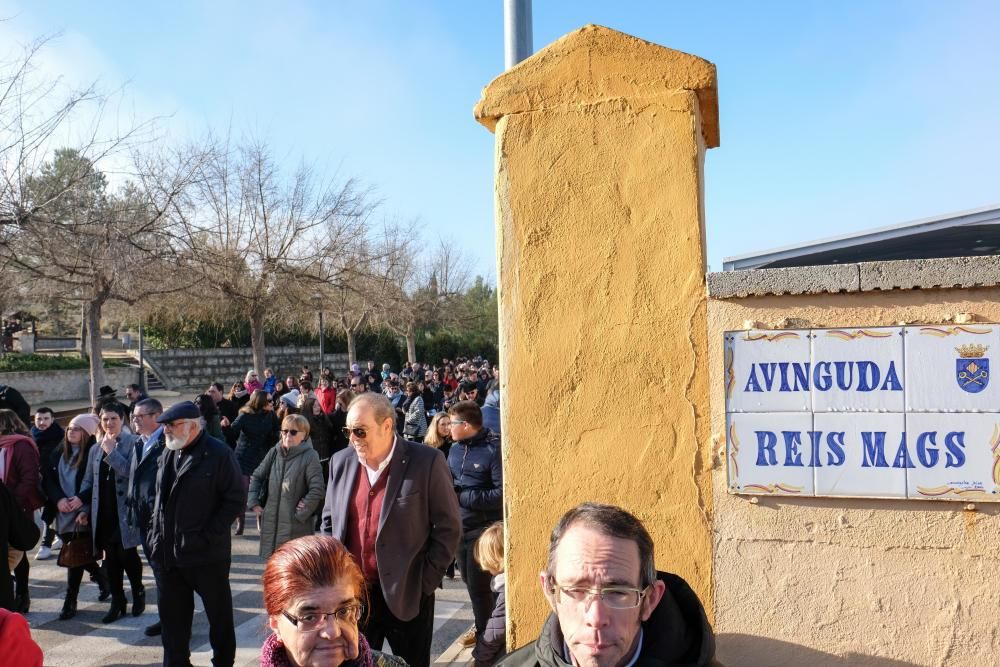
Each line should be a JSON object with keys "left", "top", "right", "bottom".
{"left": 500, "top": 503, "right": 716, "bottom": 667}
{"left": 321, "top": 393, "right": 460, "bottom": 667}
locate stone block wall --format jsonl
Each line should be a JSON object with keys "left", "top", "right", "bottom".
{"left": 145, "top": 347, "right": 349, "bottom": 389}
{"left": 0, "top": 367, "right": 139, "bottom": 405}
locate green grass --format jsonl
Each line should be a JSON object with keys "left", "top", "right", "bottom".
{"left": 0, "top": 354, "right": 126, "bottom": 372}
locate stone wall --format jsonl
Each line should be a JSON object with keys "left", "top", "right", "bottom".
{"left": 0, "top": 367, "right": 139, "bottom": 405}
{"left": 145, "top": 346, "right": 349, "bottom": 389}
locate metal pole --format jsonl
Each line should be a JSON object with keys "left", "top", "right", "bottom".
{"left": 504, "top": 0, "right": 533, "bottom": 70}
{"left": 318, "top": 311, "right": 325, "bottom": 375}
{"left": 138, "top": 322, "right": 146, "bottom": 392}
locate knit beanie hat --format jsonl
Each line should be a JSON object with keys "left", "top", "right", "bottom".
{"left": 68, "top": 413, "right": 100, "bottom": 436}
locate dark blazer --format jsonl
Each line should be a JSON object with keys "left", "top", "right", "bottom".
{"left": 321, "top": 437, "right": 461, "bottom": 621}
{"left": 148, "top": 429, "right": 245, "bottom": 570}
{"left": 127, "top": 428, "right": 166, "bottom": 534}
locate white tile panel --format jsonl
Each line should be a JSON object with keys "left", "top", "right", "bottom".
{"left": 905, "top": 324, "right": 1000, "bottom": 412}
{"left": 812, "top": 413, "right": 907, "bottom": 498}
{"left": 811, "top": 327, "right": 904, "bottom": 413}
{"left": 905, "top": 413, "right": 1000, "bottom": 501}
{"left": 725, "top": 330, "right": 811, "bottom": 413}
{"left": 726, "top": 412, "right": 815, "bottom": 497}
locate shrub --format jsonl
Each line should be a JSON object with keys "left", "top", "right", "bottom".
{"left": 0, "top": 354, "right": 126, "bottom": 372}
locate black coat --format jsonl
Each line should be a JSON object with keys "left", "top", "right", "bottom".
{"left": 448, "top": 427, "right": 503, "bottom": 539}
{"left": 148, "top": 430, "right": 245, "bottom": 569}
{"left": 230, "top": 411, "right": 280, "bottom": 476}
{"left": 0, "top": 480, "right": 40, "bottom": 610}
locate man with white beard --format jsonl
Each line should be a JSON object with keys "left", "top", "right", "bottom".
{"left": 147, "top": 401, "right": 245, "bottom": 667}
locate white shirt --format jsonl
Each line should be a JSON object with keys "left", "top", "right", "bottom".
{"left": 357, "top": 435, "right": 397, "bottom": 485}
{"left": 141, "top": 426, "right": 164, "bottom": 461}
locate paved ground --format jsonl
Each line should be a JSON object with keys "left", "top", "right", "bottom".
{"left": 24, "top": 512, "right": 475, "bottom": 666}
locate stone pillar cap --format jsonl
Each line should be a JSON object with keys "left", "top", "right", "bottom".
{"left": 474, "top": 24, "right": 719, "bottom": 148}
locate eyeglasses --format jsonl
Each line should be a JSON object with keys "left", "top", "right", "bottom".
{"left": 281, "top": 603, "right": 364, "bottom": 633}
{"left": 280, "top": 429, "right": 300, "bottom": 436}
{"left": 342, "top": 427, "right": 368, "bottom": 439}
{"left": 449, "top": 419, "right": 467, "bottom": 426}
{"left": 549, "top": 582, "right": 649, "bottom": 610}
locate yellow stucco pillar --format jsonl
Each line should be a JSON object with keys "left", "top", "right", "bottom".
{"left": 474, "top": 24, "right": 720, "bottom": 647}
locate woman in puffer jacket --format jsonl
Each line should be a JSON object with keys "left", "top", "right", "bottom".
{"left": 247, "top": 414, "right": 324, "bottom": 559}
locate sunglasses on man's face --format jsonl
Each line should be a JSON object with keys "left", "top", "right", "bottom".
{"left": 280, "top": 429, "right": 300, "bottom": 436}
{"left": 341, "top": 427, "right": 369, "bottom": 439}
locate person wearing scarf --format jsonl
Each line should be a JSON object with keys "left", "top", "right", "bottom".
{"left": 260, "top": 536, "right": 405, "bottom": 667}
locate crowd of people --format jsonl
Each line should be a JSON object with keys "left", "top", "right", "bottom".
{"left": 0, "top": 352, "right": 717, "bottom": 667}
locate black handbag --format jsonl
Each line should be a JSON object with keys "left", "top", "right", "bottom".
{"left": 57, "top": 529, "right": 100, "bottom": 569}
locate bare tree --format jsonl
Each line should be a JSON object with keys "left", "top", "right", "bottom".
{"left": 0, "top": 146, "right": 200, "bottom": 404}
{"left": 171, "top": 136, "right": 375, "bottom": 372}
{"left": 380, "top": 238, "right": 471, "bottom": 363}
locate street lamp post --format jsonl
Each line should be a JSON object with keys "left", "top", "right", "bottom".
{"left": 504, "top": 0, "right": 533, "bottom": 70}
{"left": 313, "top": 294, "right": 325, "bottom": 375}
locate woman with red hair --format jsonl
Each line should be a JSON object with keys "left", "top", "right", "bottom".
{"left": 261, "top": 535, "right": 406, "bottom": 667}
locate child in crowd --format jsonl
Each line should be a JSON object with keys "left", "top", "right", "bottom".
{"left": 32, "top": 407, "right": 64, "bottom": 560}
{"left": 472, "top": 522, "right": 506, "bottom": 667}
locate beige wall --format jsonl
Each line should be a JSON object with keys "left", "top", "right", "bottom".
{"left": 477, "top": 25, "right": 719, "bottom": 647}
{"left": 709, "top": 289, "right": 1000, "bottom": 666}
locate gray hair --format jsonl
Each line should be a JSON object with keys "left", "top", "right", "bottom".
{"left": 347, "top": 392, "right": 396, "bottom": 425}
{"left": 545, "top": 502, "right": 656, "bottom": 589}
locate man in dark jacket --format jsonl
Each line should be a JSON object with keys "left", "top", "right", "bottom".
{"left": 127, "top": 398, "right": 166, "bottom": 637}
{"left": 148, "top": 401, "right": 245, "bottom": 667}
{"left": 322, "top": 393, "right": 461, "bottom": 667}
{"left": 499, "top": 503, "right": 715, "bottom": 667}
{"left": 31, "top": 407, "right": 64, "bottom": 560}
{"left": 447, "top": 400, "right": 503, "bottom": 647}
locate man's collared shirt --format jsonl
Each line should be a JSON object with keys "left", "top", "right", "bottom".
{"left": 357, "top": 435, "right": 397, "bottom": 485}
{"left": 141, "top": 426, "right": 163, "bottom": 461}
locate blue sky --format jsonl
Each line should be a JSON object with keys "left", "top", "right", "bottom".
{"left": 2, "top": 1, "right": 999, "bottom": 275}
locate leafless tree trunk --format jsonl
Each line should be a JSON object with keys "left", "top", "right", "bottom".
{"left": 85, "top": 297, "right": 106, "bottom": 404}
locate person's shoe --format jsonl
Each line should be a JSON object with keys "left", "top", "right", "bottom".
{"left": 59, "top": 591, "right": 78, "bottom": 621}
{"left": 34, "top": 546, "right": 52, "bottom": 560}
{"left": 52, "top": 535, "right": 64, "bottom": 551}
{"left": 102, "top": 594, "right": 127, "bottom": 624}
{"left": 94, "top": 568, "right": 111, "bottom": 601}
{"left": 132, "top": 585, "right": 145, "bottom": 616}
{"left": 144, "top": 621, "right": 162, "bottom": 637}
{"left": 458, "top": 628, "right": 477, "bottom": 648}
{"left": 13, "top": 591, "right": 29, "bottom": 614}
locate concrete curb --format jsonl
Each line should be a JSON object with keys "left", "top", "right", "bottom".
{"left": 708, "top": 255, "right": 1000, "bottom": 298}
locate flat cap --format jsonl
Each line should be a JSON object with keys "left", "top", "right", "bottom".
{"left": 156, "top": 400, "right": 201, "bottom": 424}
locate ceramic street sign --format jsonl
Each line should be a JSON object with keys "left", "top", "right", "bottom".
{"left": 725, "top": 324, "right": 1000, "bottom": 502}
